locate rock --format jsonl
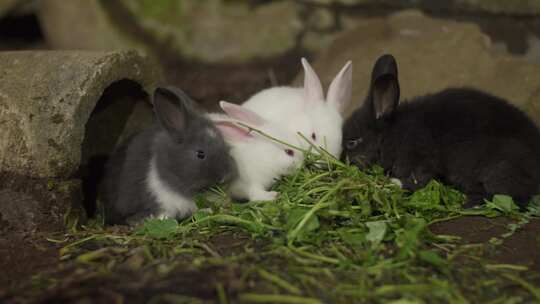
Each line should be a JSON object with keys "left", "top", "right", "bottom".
{"left": 458, "top": 0, "right": 540, "bottom": 16}
{"left": 124, "top": 0, "right": 303, "bottom": 63}
{"left": 525, "top": 35, "right": 540, "bottom": 64}
{"left": 0, "top": 172, "right": 84, "bottom": 233}
{"left": 37, "top": 0, "right": 144, "bottom": 52}
{"left": 0, "top": 189, "right": 40, "bottom": 232}
{"left": 38, "top": 0, "right": 303, "bottom": 63}
{"left": 305, "top": 0, "right": 540, "bottom": 16}
{"left": 0, "top": 50, "right": 162, "bottom": 178}
{"left": 0, "top": 0, "right": 20, "bottom": 17}
{"left": 300, "top": 10, "right": 540, "bottom": 126}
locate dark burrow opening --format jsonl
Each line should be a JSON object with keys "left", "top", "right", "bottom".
{"left": 78, "top": 79, "right": 154, "bottom": 217}
{"left": 0, "top": 12, "right": 44, "bottom": 50}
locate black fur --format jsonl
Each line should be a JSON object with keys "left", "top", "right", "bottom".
{"left": 102, "top": 86, "right": 236, "bottom": 224}
{"left": 343, "top": 54, "right": 540, "bottom": 207}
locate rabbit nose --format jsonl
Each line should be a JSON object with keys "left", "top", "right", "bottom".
{"left": 349, "top": 155, "right": 363, "bottom": 167}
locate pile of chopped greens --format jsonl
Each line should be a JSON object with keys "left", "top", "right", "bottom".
{"left": 12, "top": 151, "right": 540, "bottom": 304}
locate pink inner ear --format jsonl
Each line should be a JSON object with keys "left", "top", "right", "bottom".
{"left": 215, "top": 121, "right": 254, "bottom": 141}
{"left": 327, "top": 60, "right": 353, "bottom": 114}
{"left": 219, "top": 101, "right": 266, "bottom": 127}
{"left": 301, "top": 58, "right": 324, "bottom": 103}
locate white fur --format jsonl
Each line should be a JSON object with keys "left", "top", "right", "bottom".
{"left": 209, "top": 110, "right": 303, "bottom": 201}
{"left": 226, "top": 131, "right": 302, "bottom": 201}
{"left": 390, "top": 178, "right": 403, "bottom": 188}
{"left": 241, "top": 59, "right": 352, "bottom": 159}
{"left": 206, "top": 127, "right": 218, "bottom": 139}
{"left": 146, "top": 157, "right": 198, "bottom": 218}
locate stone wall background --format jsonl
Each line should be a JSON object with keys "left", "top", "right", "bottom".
{"left": 2, "top": 0, "right": 540, "bottom": 172}
{"left": 3, "top": 0, "right": 540, "bottom": 63}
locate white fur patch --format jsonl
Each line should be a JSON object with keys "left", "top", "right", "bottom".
{"left": 147, "top": 157, "right": 197, "bottom": 219}
{"left": 390, "top": 178, "right": 403, "bottom": 188}
{"left": 206, "top": 127, "right": 218, "bottom": 139}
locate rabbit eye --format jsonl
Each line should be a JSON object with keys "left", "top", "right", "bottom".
{"left": 311, "top": 132, "right": 317, "bottom": 141}
{"left": 196, "top": 150, "right": 206, "bottom": 160}
{"left": 346, "top": 138, "right": 362, "bottom": 150}
{"left": 284, "top": 149, "right": 294, "bottom": 157}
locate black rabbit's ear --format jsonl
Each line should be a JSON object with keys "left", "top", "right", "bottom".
{"left": 153, "top": 86, "right": 196, "bottom": 139}
{"left": 370, "top": 54, "right": 400, "bottom": 119}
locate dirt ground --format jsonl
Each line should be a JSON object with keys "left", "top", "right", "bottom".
{"left": 0, "top": 172, "right": 70, "bottom": 290}
{"left": 430, "top": 216, "right": 540, "bottom": 272}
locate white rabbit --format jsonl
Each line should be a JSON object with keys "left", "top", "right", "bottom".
{"left": 208, "top": 102, "right": 304, "bottom": 202}
{"left": 242, "top": 58, "right": 353, "bottom": 158}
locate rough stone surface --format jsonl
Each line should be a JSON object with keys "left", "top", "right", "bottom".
{"left": 0, "top": 189, "right": 40, "bottom": 232}
{"left": 306, "top": 0, "right": 540, "bottom": 16}
{"left": 121, "top": 0, "right": 303, "bottom": 63}
{"left": 299, "top": 10, "right": 540, "bottom": 126}
{"left": 35, "top": 0, "right": 540, "bottom": 64}
{"left": 0, "top": 0, "right": 20, "bottom": 17}
{"left": 38, "top": 0, "right": 303, "bottom": 63}
{"left": 0, "top": 50, "right": 162, "bottom": 178}
{"left": 38, "top": 0, "right": 144, "bottom": 52}
{"left": 0, "top": 172, "right": 84, "bottom": 234}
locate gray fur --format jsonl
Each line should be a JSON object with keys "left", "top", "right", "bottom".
{"left": 102, "top": 86, "right": 236, "bottom": 224}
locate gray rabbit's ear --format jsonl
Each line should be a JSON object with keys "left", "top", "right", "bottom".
{"left": 153, "top": 86, "right": 195, "bottom": 139}
{"left": 369, "top": 54, "right": 400, "bottom": 119}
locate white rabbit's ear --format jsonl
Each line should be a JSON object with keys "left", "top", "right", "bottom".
{"left": 327, "top": 60, "right": 352, "bottom": 114}
{"left": 301, "top": 58, "right": 324, "bottom": 103}
{"left": 220, "top": 101, "right": 266, "bottom": 127}
{"left": 215, "top": 121, "right": 254, "bottom": 141}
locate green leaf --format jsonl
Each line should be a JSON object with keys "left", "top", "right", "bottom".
{"left": 396, "top": 217, "right": 427, "bottom": 259}
{"left": 136, "top": 218, "right": 179, "bottom": 239}
{"left": 387, "top": 299, "right": 424, "bottom": 304}
{"left": 285, "top": 208, "right": 320, "bottom": 233}
{"left": 338, "top": 229, "right": 366, "bottom": 246}
{"left": 526, "top": 195, "right": 540, "bottom": 216}
{"left": 192, "top": 209, "right": 211, "bottom": 221}
{"left": 47, "top": 180, "right": 56, "bottom": 191}
{"left": 407, "top": 180, "right": 465, "bottom": 214}
{"left": 365, "top": 221, "right": 387, "bottom": 246}
{"left": 418, "top": 250, "right": 449, "bottom": 273}
{"left": 489, "top": 237, "right": 503, "bottom": 245}
{"left": 486, "top": 195, "right": 519, "bottom": 214}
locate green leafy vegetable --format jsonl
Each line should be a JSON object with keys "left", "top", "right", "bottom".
{"left": 45, "top": 150, "right": 539, "bottom": 303}
{"left": 135, "top": 218, "right": 179, "bottom": 239}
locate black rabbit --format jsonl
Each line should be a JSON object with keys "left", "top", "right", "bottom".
{"left": 342, "top": 54, "right": 540, "bottom": 207}
{"left": 102, "top": 86, "right": 237, "bottom": 225}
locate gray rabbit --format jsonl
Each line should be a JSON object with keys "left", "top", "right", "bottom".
{"left": 102, "top": 86, "right": 237, "bottom": 225}
{"left": 343, "top": 54, "right": 540, "bottom": 208}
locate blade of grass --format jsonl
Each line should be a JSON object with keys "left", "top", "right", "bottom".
{"left": 237, "top": 293, "right": 323, "bottom": 304}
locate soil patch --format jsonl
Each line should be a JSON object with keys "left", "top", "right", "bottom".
{"left": 431, "top": 216, "right": 540, "bottom": 272}
{"left": 0, "top": 172, "right": 75, "bottom": 290}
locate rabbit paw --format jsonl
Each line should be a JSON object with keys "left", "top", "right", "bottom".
{"left": 390, "top": 178, "right": 403, "bottom": 188}
{"left": 249, "top": 189, "right": 278, "bottom": 202}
